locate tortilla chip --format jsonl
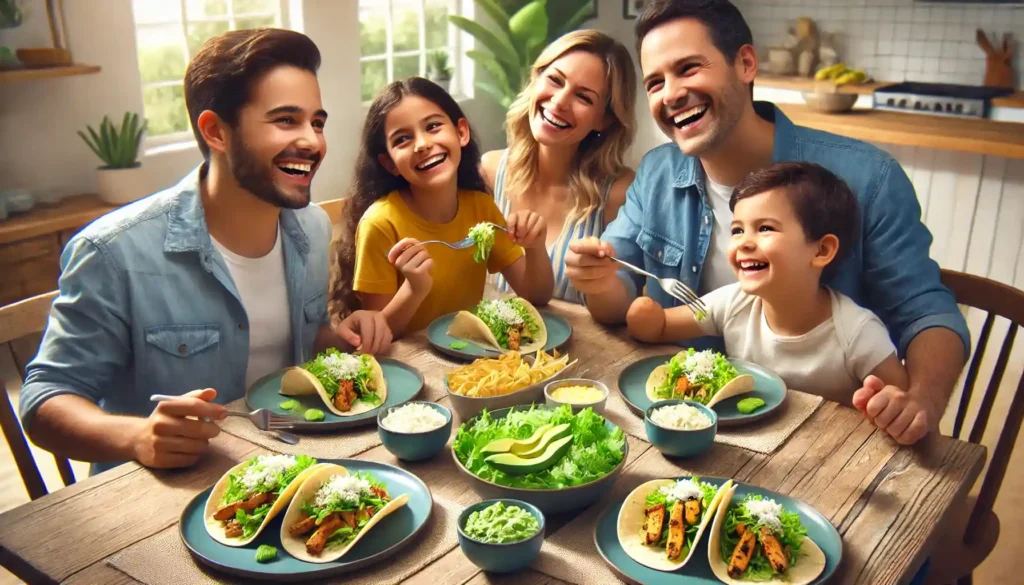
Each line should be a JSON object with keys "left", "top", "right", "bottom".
{"left": 279, "top": 464, "right": 410, "bottom": 563}
{"left": 616, "top": 478, "right": 732, "bottom": 571}
{"left": 707, "top": 485, "right": 827, "bottom": 585}
{"left": 446, "top": 298, "right": 548, "bottom": 353}
{"left": 279, "top": 355, "right": 388, "bottom": 417}
{"left": 204, "top": 461, "right": 328, "bottom": 547}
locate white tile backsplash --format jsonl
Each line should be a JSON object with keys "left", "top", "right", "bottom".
{"left": 735, "top": 0, "right": 1023, "bottom": 87}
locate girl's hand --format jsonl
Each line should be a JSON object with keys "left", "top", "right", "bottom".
{"left": 335, "top": 310, "right": 392, "bottom": 354}
{"left": 506, "top": 210, "right": 547, "bottom": 250}
{"left": 626, "top": 297, "right": 667, "bottom": 343}
{"left": 388, "top": 238, "right": 434, "bottom": 295}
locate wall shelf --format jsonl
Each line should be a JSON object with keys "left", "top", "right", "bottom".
{"left": 0, "top": 64, "right": 101, "bottom": 84}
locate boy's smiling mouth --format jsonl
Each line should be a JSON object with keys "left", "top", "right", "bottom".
{"left": 738, "top": 259, "right": 769, "bottom": 275}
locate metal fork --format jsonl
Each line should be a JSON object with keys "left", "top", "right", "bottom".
{"left": 419, "top": 222, "right": 509, "bottom": 250}
{"left": 150, "top": 395, "right": 301, "bottom": 445}
{"left": 608, "top": 257, "right": 709, "bottom": 318}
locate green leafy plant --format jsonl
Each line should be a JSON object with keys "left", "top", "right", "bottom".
{"left": 0, "top": 0, "right": 23, "bottom": 29}
{"left": 449, "top": 0, "right": 595, "bottom": 108}
{"left": 77, "top": 113, "right": 147, "bottom": 169}
{"left": 428, "top": 49, "right": 452, "bottom": 80}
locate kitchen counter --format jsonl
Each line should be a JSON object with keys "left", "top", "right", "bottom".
{"left": 756, "top": 74, "right": 1024, "bottom": 108}
{"left": 777, "top": 103, "right": 1024, "bottom": 159}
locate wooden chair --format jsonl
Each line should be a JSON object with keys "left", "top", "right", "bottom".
{"left": 0, "top": 291, "right": 76, "bottom": 500}
{"left": 927, "top": 269, "right": 1024, "bottom": 585}
{"left": 317, "top": 197, "right": 347, "bottom": 239}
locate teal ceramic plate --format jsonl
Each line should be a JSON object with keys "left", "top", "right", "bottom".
{"left": 245, "top": 358, "right": 424, "bottom": 431}
{"left": 180, "top": 459, "right": 433, "bottom": 582}
{"left": 594, "top": 476, "right": 841, "bottom": 584}
{"left": 427, "top": 311, "right": 573, "bottom": 361}
{"left": 617, "top": 356, "right": 786, "bottom": 427}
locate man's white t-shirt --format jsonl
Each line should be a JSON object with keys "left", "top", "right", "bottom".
{"left": 695, "top": 283, "right": 896, "bottom": 404}
{"left": 700, "top": 175, "right": 738, "bottom": 294}
{"left": 211, "top": 228, "right": 292, "bottom": 390}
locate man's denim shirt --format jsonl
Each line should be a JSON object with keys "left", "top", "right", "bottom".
{"left": 20, "top": 166, "right": 332, "bottom": 473}
{"left": 602, "top": 102, "right": 970, "bottom": 358}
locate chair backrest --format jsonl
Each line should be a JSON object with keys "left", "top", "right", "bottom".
{"left": 940, "top": 269, "right": 1024, "bottom": 543}
{"left": 317, "top": 197, "right": 347, "bottom": 239}
{"left": 0, "top": 290, "right": 76, "bottom": 500}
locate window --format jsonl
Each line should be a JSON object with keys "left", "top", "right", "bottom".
{"left": 358, "top": 0, "right": 467, "bottom": 103}
{"left": 132, "top": 0, "right": 288, "bottom": 142}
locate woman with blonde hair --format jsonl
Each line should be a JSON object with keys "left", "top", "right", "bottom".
{"left": 482, "top": 29, "right": 637, "bottom": 303}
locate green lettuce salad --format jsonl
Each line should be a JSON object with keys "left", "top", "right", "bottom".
{"left": 472, "top": 298, "right": 539, "bottom": 349}
{"left": 468, "top": 222, "right": 495, "bottom": 263}
{"left": 654, "top": 349, "right": 739, "bottom": 404}
{"left": 301, "top": 349, "right": 381, "bottom": 407}
{"left": 221, "top": 454, "right": 318, "bottom": 538}
{"left": 463, "top": 501, "right": 540, "bottom": 544}
{"left": 453, "top": 404, "right": 625, "bottom": 489}
{"left": 644, "top": 477, "right": 718, "bottom": 552}
{"left": 719, "top": 494, "right": 806, "bottom": 581}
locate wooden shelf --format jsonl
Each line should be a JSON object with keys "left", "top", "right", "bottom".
{"left": 0, "top": 194, "right": 118, "bottom": 245}
{"left": 777, "top": 104, "right": 1024, "bottom": 159}
{"left": 0, "top": 64, "right": 101, "bottom": 84}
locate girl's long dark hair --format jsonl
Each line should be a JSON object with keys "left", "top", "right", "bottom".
{"left": 329, "top": 77, "right": 488, "bottom": 318}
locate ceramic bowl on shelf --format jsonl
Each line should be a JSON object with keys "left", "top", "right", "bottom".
{"left": 802, "top": 89, "right": 858, "bottom": 113}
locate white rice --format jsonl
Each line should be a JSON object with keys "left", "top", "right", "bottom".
{"left": 381, "top": 403, "right": 447, "bottom": 433}
{"left": 650, "top": 403, "right": 712, "bottom": 430}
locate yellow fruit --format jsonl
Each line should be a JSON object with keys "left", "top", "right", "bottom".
{"left": 814, "top": 64, "right": 846, "bottom": 80}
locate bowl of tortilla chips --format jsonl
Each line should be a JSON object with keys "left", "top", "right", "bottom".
{"left": 444, "top": 350, "right": 577, "bottom": 419}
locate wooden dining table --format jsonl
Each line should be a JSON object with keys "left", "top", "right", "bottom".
{"left": 0, "top": 300, "right": 987, "bottom": 585}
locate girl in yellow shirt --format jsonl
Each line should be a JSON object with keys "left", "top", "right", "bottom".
{"left": 330, "top": 78, "right": 554, "bottom": 336}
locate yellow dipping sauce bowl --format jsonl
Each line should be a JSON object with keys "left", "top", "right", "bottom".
{"left": 550, "top": 385, "right": 604, "bottom": 404}
{"left": 544, "top": 378, "right": 609, "bottom": 414}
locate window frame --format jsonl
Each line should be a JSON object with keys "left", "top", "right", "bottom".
{"left": 133, "top": 0, "right": 291, "bottom": 149}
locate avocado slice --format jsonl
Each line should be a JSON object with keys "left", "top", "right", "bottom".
{"left": 484, "top": 435, "right": 573, "bottom": 475}
{"left": 481, "top": 423, "right": 554, "bottom": 456}
{"left": 516, "top": 423, "right": 572, "bottom": 459}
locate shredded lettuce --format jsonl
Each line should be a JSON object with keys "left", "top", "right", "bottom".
{"left": 452, "top": 404, "right": 625, "bottom": 489}
{"left": 235, "top": 503, "right": 271, "bottom": 538}
{"left": 718, "top": 494, "right": 807, "bottom": 581}
{"left": 468, "top": 222, "right": 496, "bottom": 263}
{"left": 300, "top": 350, "right": 380, "bottom": 404}
{"left": 471, "top": 299, "right": 539, "bottom": 349}
{"left": 653, "top": 349, "right": 739, "bottom": 404}
{"left": 643, "top": 478, "right": 719, "bottom": 553}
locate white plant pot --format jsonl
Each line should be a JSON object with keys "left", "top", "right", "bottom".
{"left": 96, "top": 165, "right": 148, "bottom": 205}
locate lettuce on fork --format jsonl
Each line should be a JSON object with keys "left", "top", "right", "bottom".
{"left": 468, "top": 222, "right": 495, "bottom": 263}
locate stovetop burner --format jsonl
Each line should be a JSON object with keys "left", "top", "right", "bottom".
{"left": 878, "top": 82, "right": 1012, "bottom": 100}
{"left": 873, "top": 82, "right": 1013, "bottom": 119}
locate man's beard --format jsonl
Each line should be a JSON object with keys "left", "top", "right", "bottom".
{"left": 228, "top": 139, "right": 311, "bottom": 210}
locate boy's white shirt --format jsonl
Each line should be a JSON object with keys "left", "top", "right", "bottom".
{"left": 695, "top": 283, "right": 896, "bottom": 405}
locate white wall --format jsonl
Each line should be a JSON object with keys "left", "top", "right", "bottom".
{"left": 0, "top": 0, "right": 507, "bottom": 202}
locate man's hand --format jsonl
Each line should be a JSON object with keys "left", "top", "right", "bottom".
{"left": 853, "top": 375, "right": 934, "bottom": 445}
{"left": 506, "top": 210, "right": 547, "bottom": 249}
{"left": 132, "top": 388, "right": 225, "bottom": 468}
{"left": 336, "top": 310, "right": 393, "bottom": 354}
{"left": 626, "top": 297, "right": 667, "bottom": 343}
{"left": 565, "top": 237, "right": 620, "bottom": 296}
{"left": 388, "top": 238, "right": 433, "bottom": 296}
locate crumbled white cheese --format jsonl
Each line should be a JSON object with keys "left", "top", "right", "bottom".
{"left": 682, "top": 350, "right": 716, "bottom": 382}
{"left": 650, "top": 403, "right": 712, "bottom": 430}
{"left": 322, "top": 353, "right": 361, "bottom": 381}
{"left": 659, "top": 479, "right": 704, "bottom": 503}
{"left": 239, "top": 455, "right": 298, "bottom": 492}
{"left": 314, "top": 474, "right": 372, "bottom": 508}
{"left": 744, "top": 498, "right": 784, "bottom": 534}
{"left": 381, "top": 403, "right": 447, "bottom": 433}
{"left": 482, "top": 300, "right": 523, "bottom": 326}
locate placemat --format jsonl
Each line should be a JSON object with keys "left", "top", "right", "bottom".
{"left": 108, "top": 493, "right": 462, "bottom": 585}
{"left": 603, "top": 390, "right": 823, "bottom": 455}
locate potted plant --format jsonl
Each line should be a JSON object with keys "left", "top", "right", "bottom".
{"left": 427, "top": 49, "right": 452, "bottom": 91}
{"left": 78, "top": 112, "right": 149, "bottom": 205}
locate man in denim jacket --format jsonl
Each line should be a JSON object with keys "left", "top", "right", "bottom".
{"left": 20, "top": 29, "right": 392, "bottom": 475}
{"left": 565, "top": 0, "right": 968, "bottom": 446}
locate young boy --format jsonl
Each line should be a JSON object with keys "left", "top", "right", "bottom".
{"left": 626, "top": 162, "right": 909, "bottom": 405}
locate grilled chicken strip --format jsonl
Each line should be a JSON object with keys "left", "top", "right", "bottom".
{"left": 224, "top": 520, "right": 243, "bottom": 538}
{"left": 289, "top": 515, "right": 318, "bottom": 537}
{"left": 334, "top": 379, "right": 355, "bottom": 412}
{"left": 507, "top": 327, "right": 521, "bottom": 351}
{"left": 684, "top": 498, "right": 701, "bottom": 525}
{"left": 214, "top": 491, "right": 269, "bottom": 521}
{"left": 666, "top": 501, "right": 685, "bottom": 560}
{"left": 759, "top": 526, "right": 789, "bottom": 573}
{"left": 728, "top": 524, "right": 757, "bottom": 577}
{"left": 643, "top": 503, "right": 666, "bottom": 545}
{"left": 674, "top": 375, "right": 691, "bottom": 399}
{"left": 340, "top": 511, "right": 357, "bottom": 529}
{"left": 306, "top": 513, "right": 344, "bottom": 556}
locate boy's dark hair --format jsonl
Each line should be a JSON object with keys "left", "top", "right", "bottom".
{"left": 184, "top": 28, "right": 321, "bottom": 159}
{"left": 730, "top": 162, "right": 859, "bottom": 269}
{"left": 329, "top": 77, "right": 487, "bottom": 318}
{"left": 635, "top": 0, "right": 753, "bottom": 63}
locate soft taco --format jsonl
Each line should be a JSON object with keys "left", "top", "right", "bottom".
{"left": 707, "top": 485, "right": 827, "bottom": 584}
{"left": 617, "top": 478, "right": 732, "bottom": 571}
{"left": 646, "top": 349, "right": 754, "bottom": 408}
{"left": 447, "top": 297, "right": 547, "bottom": 352}
{"left": 204, "top": 454, "right": 323, "bottom": 547}
{"left": 280, "top": 349, "right": 387, "bottom": 416}
{"left": 279, "top": 463, "right": 409, "bottom": 563}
